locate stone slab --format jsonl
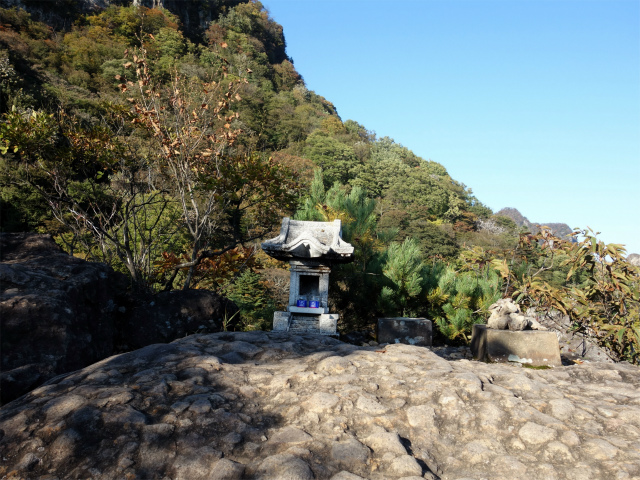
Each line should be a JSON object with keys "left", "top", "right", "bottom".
{"left": 471, "top": 324, "right": 562, "bottom": 367}
{"left": 377, "top": 318, "right": 432, "bottom": 346}
{"left": 318, "top": 314, "right": 338, "bottom": 335}
{"left": 289, "top": 306, "right": 329, "bottom": 314}
{"left": 273, "top": 311, "right": 292, "bottom": 332}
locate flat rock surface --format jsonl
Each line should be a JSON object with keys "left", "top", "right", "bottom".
{"left": 1, "top": 332, "right": 639, "bottom": 480}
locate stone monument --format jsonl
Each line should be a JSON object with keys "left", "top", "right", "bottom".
{"left": 471, "top": 299, "right": 562, "bottom": 367}
{"left": 377, "top": 317, "right": 432, "bottom": 346}
{"left": 261, "top": 217, "right": 354, "bottom": 335}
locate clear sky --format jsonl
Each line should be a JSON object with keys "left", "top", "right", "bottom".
{"left": 263, "top": 0, "right": 640, "bottom": 254}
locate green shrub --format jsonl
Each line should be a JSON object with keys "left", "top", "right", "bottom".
{"left": 223, "top": 270, "right": 276, "bottom": 331}
{"left": 424, "top": 262, "right": 501, "bottom": 343}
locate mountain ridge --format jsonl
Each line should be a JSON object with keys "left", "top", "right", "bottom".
{"left": 0, "top": 0, "right": 245, "bottom": 38}
{"left": 496, "top": 207, "right": 574, "bottom": 240}
{"left": 2, "top": 0, "right": 637, "bottom": 265}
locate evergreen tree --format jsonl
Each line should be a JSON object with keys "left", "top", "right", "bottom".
{"left": 224, "top": 269, "right": 275, "bottom": 331}
{"left": 380, "top": 238, "right": 424, "bottom": 317}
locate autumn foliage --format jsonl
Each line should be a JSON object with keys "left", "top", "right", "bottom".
{"left": 0, "top": 2, "right": 638, "bottom": 361}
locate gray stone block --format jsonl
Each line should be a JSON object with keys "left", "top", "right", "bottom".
{"left": 471, "top": 324, "right": 562, "bottom": 367}
{"left": 377, "top": 318, "right": 432, "bottom": 346}
{"left": 273, "top": 312, "right": 291, "bottom": 332}
{"left": 318, "top": 314, "right": 338, "bottom": 335}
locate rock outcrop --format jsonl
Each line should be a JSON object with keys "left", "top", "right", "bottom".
{"left": 1, "top": 331, "right": 638, "bottom": 480}
{"left": 0, "top": 233, "right": 238, "bottom": 405}
{"left": 495, "top": 207, "right": 574, "bottom": 240}
{"left": 0, "top": 0, "right": 245, "bottom": 39}
{"left": 121, "top": 289, "right": 239, "bottom": 352}
{"left": 532, "top": 310, "right": 615, "bottom": 364}
{"left": 0, "top": 233, "right": 125, "bottom": 405}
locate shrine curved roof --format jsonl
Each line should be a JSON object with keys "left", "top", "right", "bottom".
{"left": 261, "top": 218, "right": 355, "bottom": 263}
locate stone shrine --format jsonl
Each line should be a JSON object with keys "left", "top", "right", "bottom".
{"left": 471, "top": 299, "right": 562, "bottom": 367}
{"left": 261, "top": 217, "right": 354, "bottom": 335}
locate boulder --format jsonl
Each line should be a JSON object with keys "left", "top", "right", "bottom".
{"left": 0, "top": 233, "right": 239, "bottom": 405}
{"left": 531, "top": 309, "right": 614, "bottom": 363}
{"left": 627, "top": 253, "right": 640, "bottom": 267}
{"left": 0, "top": 233, "right": 126, "bottom": 405}
{"left": 121, "top": 289, "right": 239, "bottom": 351}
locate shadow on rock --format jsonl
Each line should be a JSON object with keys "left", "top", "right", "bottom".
{"left": 0, "top": 233, "right": 238, "bottom": 405}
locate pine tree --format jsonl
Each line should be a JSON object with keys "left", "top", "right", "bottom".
{"left": 224, "top": 269, "right": 275, "bottom": 331}
{"left": 380, "top": 238, "right": 424, "bottom": 317}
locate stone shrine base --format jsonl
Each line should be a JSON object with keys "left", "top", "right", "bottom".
{"left": 471, "top": 324, "right": 562, "bottom": 367}
{"left": 377, "top": 317, "right": 432, "bottom": 346}
{"left": 273, "top": 311, "right": 338, "bottom": 335}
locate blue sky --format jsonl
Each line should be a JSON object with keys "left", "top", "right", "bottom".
{"left": 263, "top": 0, "right": 640, "bottom": 254}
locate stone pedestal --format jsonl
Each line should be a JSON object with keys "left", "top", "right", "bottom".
{"left": 377, "top": 318, "right": 432, "bottom": 346}
{"left": 287, "top": 313, "right": 339, "bottom": 335}
{"left": 471, "top": 324, "right": 562, "bottom": 367}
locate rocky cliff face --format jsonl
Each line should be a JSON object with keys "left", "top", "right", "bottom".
{"left": 0, "top": 0, "right": 245, "bottom": 38}
{"left": 1, "top": 331, "right": 638, "bottom": 480}
{"left": 627, "top": 253, "right": 640, "bottom": 267}
{"left": 496, "top": 207, "right": 574, "bottom": 239}
{"left": 132, "top": 0, "right": 245, "bottom": 40}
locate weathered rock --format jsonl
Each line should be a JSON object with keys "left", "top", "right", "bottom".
{"left": 0, "top": 233, "right": 125, "bottom": 404}
{"left": 1, "top": 332, "right": 639, "bottom": 480}
{"left": 487, "top": 298, "right": 547, "bottom": 331}
{"left": 3, "top": 0, "right": 247, "bottom": 41}
{"left": 330, "top": 437, "right": 371, "bottom": 475}
{"left": 255, "top": 453, "right": 314, "bottom": 480}
{"left": 123, "top": 289, "right": 239, "bottom": 351}
{"left": 532, "top": 309, "right": 614, "bottom": 363}
{"left": 627, "top": 253, "right": 640, "bottom": 267}
{"left": 362, "top": 429, "right": 407, "bottom": 455}
{"left": 0, "top": 233, "right": 239, "bottom": 405}
{"left": 386, "top": 455, "right": 422, "bottom": 477}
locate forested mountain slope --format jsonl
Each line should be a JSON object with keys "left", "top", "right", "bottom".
{"left": 0, "top": 0, "right": 491, "bottom": 258}
{"left": 1, "top": 0, "right": 637, "bottom": 363}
